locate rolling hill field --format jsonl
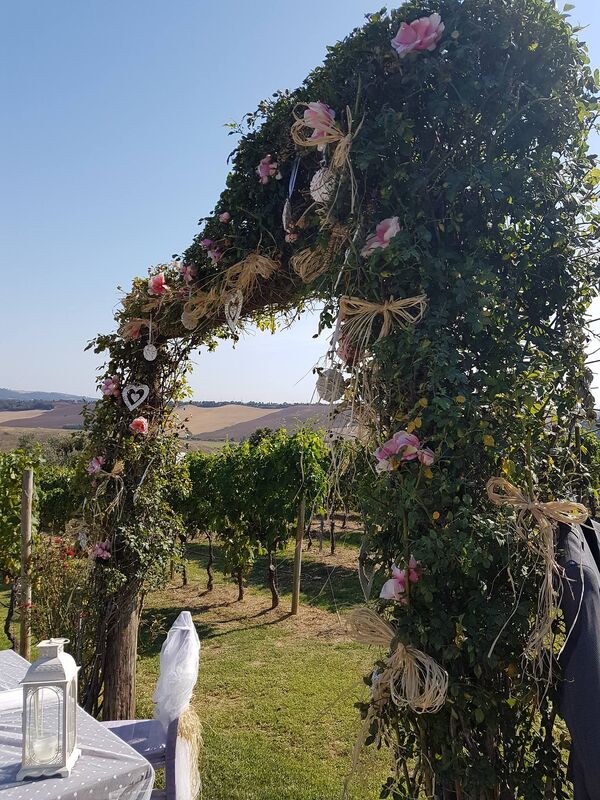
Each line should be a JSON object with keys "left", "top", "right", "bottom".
{"left": 0, "top": 400, "right": 332, "bottom": 451}
{"left": 0, "top": 402, "right": 88, "bottom": 429}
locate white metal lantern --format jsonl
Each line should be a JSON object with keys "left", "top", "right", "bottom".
{"left": 17, "top": 638, "right": 81, "bottom": 780}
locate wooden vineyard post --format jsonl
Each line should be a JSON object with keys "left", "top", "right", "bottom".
{"left": 319, "top": 513, "right": 324, "bottom": 551}
{"left": 20, "top": 468, "right": 33, "bottom": 660}
{"left": 291, "top": 495, "right": 306, "bottom": 616}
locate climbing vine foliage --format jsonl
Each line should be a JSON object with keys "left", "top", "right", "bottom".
{"left": 76, "top": 0, "right": 600, "bottom": 794}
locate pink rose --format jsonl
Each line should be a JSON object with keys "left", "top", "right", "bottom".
{"left": 179, "top": 264, "right": 197, "bottom": 285}
{"left": 200, "top": 238, "right": 213, "bottom": 249}
{"left": 208, "top": 249, "right": 222, "bottom": 263}
{"left": 374, "top": 438, "right": 401, "bottom": 462}
{"left": 380, "top": 565, "right": 407, "bottom": 600}
{"left": 219, "top": 212, "right": 231, "bottom": 224}
{"left": 391, "top": 13, "right": 445, "bottom": 58}
{"left": 148, "top": 273, "right": 168, "bottom": 296}
{"left": 360, "top": 217, "right": 401, "bottom": 257}
{"left": 374, "top": 430, "right": 420, "bottom": 462}
{"left": 394, "top": 431, "right": 421, "bottom": 461}
{"left": 303, "top": 101, "right": 336, "bottom": 151}
{"left": 285, "top": 232, "right": 299, "bottom": 243}
{"left": 337, "top": 334, "right": 362, "bottom": 367}
{"left": 86, "top": 456, "right": 105, "bottom": 475}
{"left": 101, "top": 376, "right": 120, "bottom": 398}
{"left": 129, "top": 416, "right": 149, "bottom": 435}
{"left": 91, "top": 541, "right": 111, "bottom": 560}
{"left": 256, "top": 154, "right": 278, "bottom": 184}
{"left": 418, "top": 447, "right": 435, "bottom": 466}
{"left": 408, "top": 556, "right": 421, "bottom": 583}
{"left": 374, "top": 430, "right": 435, "bottom": 471}
{"left": 380, "top": 559, "right": 420, "bottom": 601}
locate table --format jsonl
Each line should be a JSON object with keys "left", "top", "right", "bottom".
{"left": 0, "top": 649, "right": 28, "bottom": 691}
{"left": 0, "top": 650, "right": 155, "bottom": 800}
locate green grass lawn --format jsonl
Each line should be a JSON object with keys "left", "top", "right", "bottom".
{"left": 137, "top": 533, "right": 390, "bottom": 800}
{"left": 1, "top": 528, "right": 391, "bottom": 799}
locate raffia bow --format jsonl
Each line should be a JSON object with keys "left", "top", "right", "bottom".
{"left": 339, "top": 295, "right": 427, "bottom": 346}
{"left": 486, "top": 477, "right": 588, "bottom": 684}
{"left": 291, "top": 105, "right": 363, "bottom": 213}
{"left": 349, "top": 608, "right": 448, "bottom": 713}
{"left": 343, "top": 608, "right": 447, "bottom": 798}
{"left": 223, "top": 253, "right": 279, "bottom": 297}
{"left": 181, "top": 288, "right": 219, "bottom": 331}
{"left": 291, "top": 104, "right": 361, "bottom": 169}
{"left": 291, "top": 225, "right": 349, "bottom": 284}
{"left": 486, "top": 477, "right": 587, "bottom": 531}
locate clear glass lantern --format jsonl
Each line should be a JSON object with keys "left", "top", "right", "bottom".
{"left": 17, "top": 638, "right": 81, "bottom": 779}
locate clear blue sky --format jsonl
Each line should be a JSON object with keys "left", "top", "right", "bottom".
{"left": 1, "top": 1, "right": 599, "bottom": 402}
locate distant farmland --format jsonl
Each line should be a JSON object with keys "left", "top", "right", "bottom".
{"left": 0, "top": 401, "right": 332, "bottom": 452}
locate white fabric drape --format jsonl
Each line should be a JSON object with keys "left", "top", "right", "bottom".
{"left": 152, "top": 611, "right": 201, "bottom": 800}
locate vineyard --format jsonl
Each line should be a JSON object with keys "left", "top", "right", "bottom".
{"left": 0, "top": 429, "right": 359, "bottom": 664}
{"left": 0, "top": 430, "right": 390, "bottom": 799}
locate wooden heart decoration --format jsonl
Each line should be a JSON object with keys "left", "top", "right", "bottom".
{"left": 224, "top": 289, "right": 244, "bottom": 336}
{"left": 122, "top": 384, "right": 150, "bottom": 412}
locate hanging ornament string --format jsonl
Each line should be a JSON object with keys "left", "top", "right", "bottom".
{"left": 486, "top": 477, "right": 588, "bottom": 686}
{"left": 143, "top": 314, "right": 158, "bottom": 361}
{"left": 282, "top": 157, "right": 301, "bottom": 235}
{"left": 316, "top": 227, "right": 367, "bottom": 512}
{"left": 288, "top": 155, "right": 301, "bottom": 198}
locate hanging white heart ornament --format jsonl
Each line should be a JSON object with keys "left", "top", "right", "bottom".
{"left": 225, "top": 290, "right": 244, "bottom": 336}
{"left": 143, "top": 344, "right": 158, "bottom": 361}
{"left": 122, "top": 384, "right": 150, "bottom": 411}
{"left": 310, "top": 167, "right": 336, "bottom": 204}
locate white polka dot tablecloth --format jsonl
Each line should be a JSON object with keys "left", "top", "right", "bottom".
{"left": 0, "top": 650, "right": 155, "bottom": 800}
{"left": 0, "top": 649, "right": 29, "bottom": 691}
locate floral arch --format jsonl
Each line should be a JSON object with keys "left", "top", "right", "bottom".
{"left": 82, "top": 0, "right": 600, "bottom": 795}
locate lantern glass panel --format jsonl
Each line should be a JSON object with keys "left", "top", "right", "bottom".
{"left": 26, "top": 686, "right": 63, "bottom": 766}
{"left": 67, "top": 680, "right": 76, "bottom": 753}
